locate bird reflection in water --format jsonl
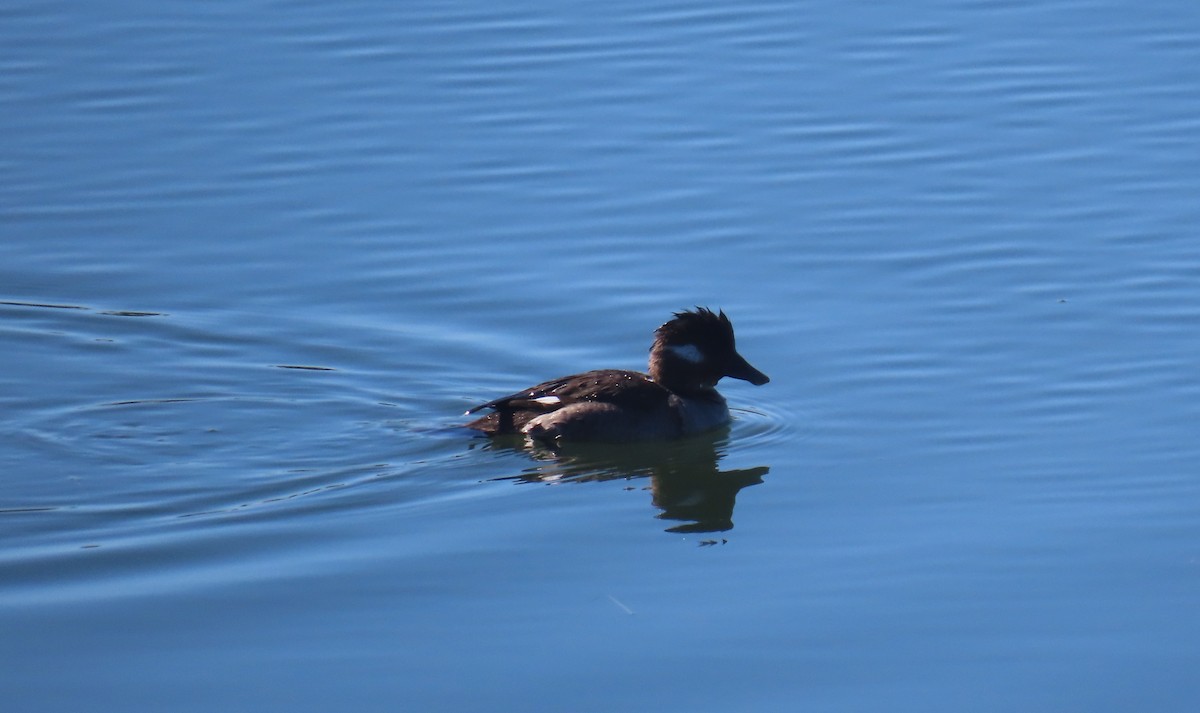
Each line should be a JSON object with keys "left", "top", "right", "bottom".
{"left": 480, "top": 431, "right": 768, "bottom": 533}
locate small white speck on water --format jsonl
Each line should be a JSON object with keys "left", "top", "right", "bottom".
{"left": 607, "top": 594, "right": 635, "bottom": 615}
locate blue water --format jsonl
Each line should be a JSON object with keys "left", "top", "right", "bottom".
{"left": 4, "top": 1, "right": 1200, "bottom": 710}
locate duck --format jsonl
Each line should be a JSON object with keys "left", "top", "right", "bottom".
{"left": 465, "top": 307, "right": 769, "bottom": 443}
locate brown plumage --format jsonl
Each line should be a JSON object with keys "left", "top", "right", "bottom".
{"left": 465, "top": 308, "right": 768, "bottom": 443}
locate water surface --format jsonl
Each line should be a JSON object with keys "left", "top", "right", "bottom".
{"left": 3, "top": 1, "right": 1200, "bottom": 711}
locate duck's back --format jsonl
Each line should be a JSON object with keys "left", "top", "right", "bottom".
{"left": 466, "top": 369, "right": 681, "bottom": 441}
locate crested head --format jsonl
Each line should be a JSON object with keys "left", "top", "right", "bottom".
{"left": 655, "top": 307, "right": 736, "bottom": 355}
{"left": 649, "top": 307, "right": 769, "bottom": 394}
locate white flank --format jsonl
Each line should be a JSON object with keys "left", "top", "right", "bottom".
{"left": 667, "top": 343, "right": 705, "bottom": 364}
{"left": 533, "top": 396, "right": 561, "bottom": 406}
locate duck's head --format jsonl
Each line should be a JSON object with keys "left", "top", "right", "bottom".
{"left": 648, "top": 307, "right": 769, "bottom": 395}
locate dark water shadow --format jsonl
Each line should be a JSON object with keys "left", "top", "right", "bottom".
{"left": 481, "top": 431, "right": 769, "bottom": 533}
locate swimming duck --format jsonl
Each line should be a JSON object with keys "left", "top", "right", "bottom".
{"left": 465, "top": 308, "right": 768, "bottom": 442}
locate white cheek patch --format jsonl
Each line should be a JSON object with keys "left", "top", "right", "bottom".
{"left": 667, "top": 343, "right": 705, "bottom": 364}
{"left": 533, "top": 396, "right": 562, "bottom": 406}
